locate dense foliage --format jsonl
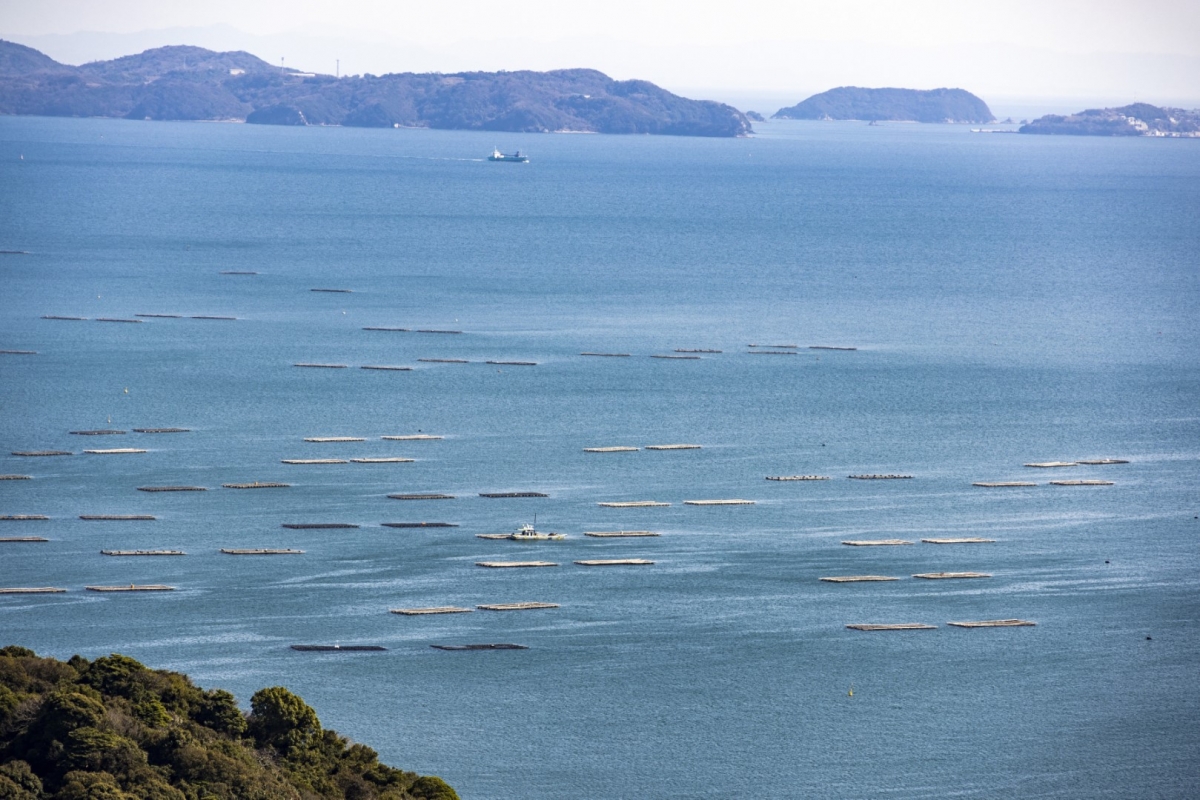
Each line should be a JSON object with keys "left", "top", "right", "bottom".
{"left": 0, "top": 40, "right": 751, "bottom": 137}
{"left": 773, "top": 86, "right": 994, "bottom": 123}
{"left": 0, "top": 646, "right": 458, "bottom": 800}
{"left": 1019, "top": 103, "right": 1200, "bottom": 136}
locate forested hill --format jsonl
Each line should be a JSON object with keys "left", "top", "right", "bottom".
{"left": 0, "top": 646, "right": 458, "bottom": 800}
{"left": 773, "top": 86, "right": 994, "bottom": 123}
{"left": 0, "top": 40, "right": 751, "bottom": 137}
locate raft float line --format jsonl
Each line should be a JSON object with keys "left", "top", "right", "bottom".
{"left": 79, "top": 515, "right": 155, "bottom": 521}
{"left": 973, "top": 482, "right": 1036, "bottom": 487}
{"left": 70, "top": 429, "right": 125, "bottom": 435}
{"left": 84, "top": 449, "right": 146, "bottom": 454}
{"left": 388, "top": 493, "right": 454, "bottom": 500}
{"left": 820, "top": 576, "right": 900, "bottom": 583}
{"left": 294, "top": 363, "right": 347, "bottom": 368}
{"left": 767, "top": 475, "right": 829, "bottom": 481}
{"left": 475, "top": 561, "right": 557, "bottom": 569}
{"left": 598, "top": 501, "right": 670, "bottom": 508}
{"left": 479, "top": 492, "right": 549, "bottom": 498}
{"left": 13, "top": 451, "right": 71, "bottom": 457}
{"left": 948, "top": 620, "right": 1036, "bottom": 628}
{"left": 1024, "top": 461, "right": 1077, "bottom": 468}
{"left": 221, "top": 549, "right": 305, "bottom": 555}
{"left": 281, "top": 523, "right": 358, "bottom": 530}
{"left": 842, "top": 539, "right": 913, "bottom": 546}
{"left": 222, "top": 482, "right": 289, "bottom": 489}
{"left": 584, "top": 446, "right": 638, "bottom": 452}
{"left": 305, "top": 437, "right": 365, "bottom": 442}
{"left": 1050, "top": 480, "right": 1114, "bottom": 486}
{"left": 101, "top": 550, "right": 185, "bottom": 556}
{"left": 86, "top": 585, "right": 174, "bottom": 592}
{"left": 476, "top": 602, "right": 559, "bottom": 610}
{"left": 391, "top": 607, "right": 473, "bottom": 615}
{"left": 575, "top": 559, "right": 654, "bottom": 566}
{"left": 382, "top": 435, "right": 443, "bottom": 440}
{"left": 1, "top": 515, "right": 49, "bottom": 521}
{"left": 646, "top": 444, "right": 701, "bottom": 450}
{"left": 361, "top": 365, "right": 413, "bottom": 371}
{"left": 134, "top": 428, "right": 189, "bottom": 433}
{"left": 138, "top": 486, "right": 206, "bottom": 492}
{"left": 351, "top": 457, "right": 413, "bottom": 463}
{"left": 685, "top": 499, "right": 755, "bottom": 506}
{"left": 0, "top": 587, "right": 66, "bottom": 594}
{"left": 381, "top": 522, "right": 458, "bottom": 528}
{"left": 281, "top": 459, "right": 347, "bottom": 464}
{"left": 1, "top": 537, "right": 48, "bottom": 542}
{"left": 922, "top": 537, "right": 996, "bottom": 544}
{"left": 584, "top": 531, "right": 659, "bottom": 537}
{"left": 913, "top": 572, "right": 991, "bottom": 580}
{"left": 846, "top": 623, "right": 936, "bottom": 631}
{"left": 0, "top": 475, "right": 32, "bottom": 480}
{"left": 848, "top": 474, "right": 912, "bottom": 480}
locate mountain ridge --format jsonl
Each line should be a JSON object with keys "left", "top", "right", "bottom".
{"left": 0, "top": 40, "right": 751, "bottom": 137}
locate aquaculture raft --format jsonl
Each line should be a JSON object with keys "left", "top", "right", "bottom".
{"left": 921, "top": 537, "right": 995, "bottom": 544}
{"left": 95, "top": 317, "right": 142, "bottom": 323}
{"left": 846, "top": 623, "right": 936, "bottom": 631}
{"left": 101, "top": 550, "right": 185, "bottom": 556}
{"left": 431, "top": 643, "right": 527, "bottom": 651}
{"left": 948, "top": 619, "right": 1036, "bottom": 628}
{"left": 650, "top": 354, "right": 700, "bottom": 359}
{"left": 304, "top": 437, "right": 365, "bottom": 442}
{"left": 810, "top": 345, "right": 857, "bottom": 351}
{"left": 574, "top": 559, "right": 654, "bottom": 566}
{"left": 476, "top": 602, "right": 559, "bottom": 610}
{"left": 1077, "top": 459, "right": 1128, "bottom": 465}
{"left": 361, "top": 365, "right": 412, "bottom": 371}
{"left": 70, "top": 429, "right": 125, "bottom": 435}
{"left": 584, "top": 531, "right": 659, "bottom": 538}
{"left": 766, "top": 475, "right": 829, "bottom": 481}
{"left": 1, "top": 515, "right": 49, "bottom": 521}
{"left": 351, "top": 457, "right": 414, "bottom": 463}
{"left": 479, "top": 492, "right": 549, "bottom": 498}
{"left": 485, "top": 361, "right": 537, "bottom": 366}
{"left": 133, "top": 428, "right": 189, "bottom": 433}
{"left": 913, "top": 572, "right": 991, "bottom": 580}
{"left": 580, "top": 352, "right": 631, "bottom": 357}
{"left": 363, "top": 327, "right": 409, "bottom": 332}
{"left": 79, "top": 515, "right": 155, "bottom": 521}
{"left": 281, "top": 459, "right": 347, "bottom": 464}
{"left": 221, "top": 549, "right": 305, "bottom": 555}
{"left": 584, "top": 446, "right": 638, "bottom": 452}
{"left": 291, "top": 645, "right": 386, "bottom": 652}
{"left": 475, "top": 561, "right": 557, "bottom": 569}
{"left": 598, "top": 501, "right": 669, "bottom": 508}
{"left": 1024, "top": 461, "right": 1077, "bottom": 468}
{"left": 646, "top": 444, "right": 701, "bottom": 450}
{"left": 381, "top": 522, "right": 458, "bottom": 528}
{"left": 1, "top": 537, "right": 48, "bottom": 542}
{"left": 1050, "top": 480, "right": 1114, "bottom": 486}
{"left": 0, "top": 475, "right": 32, "bottom": 480}
{"left": 842, "top": 539, "right": 913, "bottom": 546}
{"left": 281, "top": 523, "right": 359, "bottom": 530}
{"left": 0, "top": 587, "right": 66, "bottom": 594}
{"left": 388, "top": 493, "right": 455, "bottom": 501}
{"left": 311, "top": 288, "right": 353, "bottom": 293}
{"left": 820, "top": 576, "right": 900, "bottom": 583}
{"left": 382, "top": 435, "right": 443, "bottom": 440}
{"left": 685, "top": 499, "right": 755, "bottom": 506}
{"left": 84, "top": 448, "right": 146, "bottom": 454}
{"left": 138, "top": 486, "right": 206, "bottom": 492}
{"left": 973, "top": 482, "right": 1036, "bottom": 487}
{"left": 294, "top": 363, "right": 347, "bottom": 368}
{"left": 391, "top": 607, "right": 473, "bottom": 615}
{"left": 748, "top": 343, "right": 798, "bottom": 348}
{"left": 675, "top": 349, "right": 721, "bottom": 353}
{"left": 0, "top": 349, "right": 37, "bottom": 355}
{"left": 418, "top": 358, "right": 468, "bottom": 363}
{"left": 223, "top": 482, "right": 289, "bottom": 489}
{"left": 13, "top": 451, "right": 71, "bottom": 457}
{"left": 848, "top": 474, "right": 912, "bottom": 480}
{"left": 191, "top": 316, "right": 237, "bottom": 321}
{"left": 42, "top": 315, "right": 87, "bottom": 321}
{"left": 86, "top": 585, "right": 175, "bottom": 592}
{"left": 136, "top": 314, "right": 182, "bottom": 318}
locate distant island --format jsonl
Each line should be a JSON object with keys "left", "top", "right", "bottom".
{"left": 773, "top": 86, "right": 994, "bottom": 123}
{"left": 0, "top": 40, "right": 751, "bottom": 137}
{"left": 0, "top": 646, "right": 458, "bottom": 800}
{"left": 1019, "top": 103, "right": 1200, "bottom": 137}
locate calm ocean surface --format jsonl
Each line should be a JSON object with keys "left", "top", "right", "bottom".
{"left": 1, "top": 116, "right": 1198, "bottom": 799}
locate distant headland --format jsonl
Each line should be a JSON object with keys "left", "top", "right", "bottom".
{"left": 0, "top": 40, "right": 751, "bottom": 137}
{"left": 1019, "top": 103, "right": 1200, "bottom": 137}
{"left": 773, "top": 86, "right": 994, "bottom": 123}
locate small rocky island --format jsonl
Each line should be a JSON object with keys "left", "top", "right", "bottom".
{"left": 773, "top": 86, "right": 994, "bottom": 123}
{"left": 1019, "top": 103, "right": 1200, "bottom": 137}
{"left": 0, "top": 646, "right": 458, "bottom": 799}
{"left": 0, "top": 40, "right": 750, "bottom": 137}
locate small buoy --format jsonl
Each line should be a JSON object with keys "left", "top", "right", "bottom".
{"left": 1146, "top": 636, "right": 1152, "bottom": 640}
{"left": 848, "top": 687, "right": 853, "bottom": 697}
{"left": 124, "top": 388, "right": 129, "bottom": 394}
{"left": 1105, "top": 560, "right": 1110, "bottom": 564}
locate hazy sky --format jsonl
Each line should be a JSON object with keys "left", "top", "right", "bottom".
{"left": 4, "top": 1, "right": 1199, "bottom": 110}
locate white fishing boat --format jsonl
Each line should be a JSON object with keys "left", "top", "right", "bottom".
{"left": 507, "top": 522, "right": 565, "bottom": 541}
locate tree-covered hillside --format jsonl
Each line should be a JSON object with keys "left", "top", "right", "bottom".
{"left": 773, "top": 86, "right": 993, "bottom": 123}
{"left": 0, "top": 40, "right": 751, "bottom": 137}
{"left": 0, "top": 646, "right": 458, "bottom": 800}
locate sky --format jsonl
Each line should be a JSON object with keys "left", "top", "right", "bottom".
{"left": 3, "top": 1, "right": 1199, "bottom": 114}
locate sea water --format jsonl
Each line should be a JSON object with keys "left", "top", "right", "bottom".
{"left": 1, "top": 116, "right": 1198, "bottom": 799}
